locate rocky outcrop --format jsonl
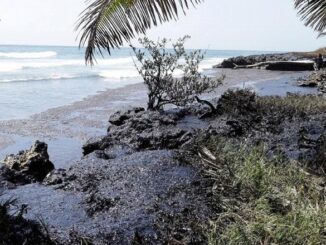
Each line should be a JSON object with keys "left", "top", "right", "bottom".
{"left": 298, "top": 71, "right": 326, "bottom": 93}
{"left": 0, "top": 141, "right": 54, "bottom": 184}
{"left": 83, "top": 108, "right": 193, "bottom": 155}
{"left": 265, "top": 61, "right": 315, "bottom": 71}
{"left": 43, "top": 149, "right": 210, "bottom": 244}
{"left": 214, "top": 53, "right": 315, "bottom": 71}
{"left": 214, "top": 53, "right": 302, "bottom": 69}
{"left": 2, "top": 91, "right": 325, "bottom": 244}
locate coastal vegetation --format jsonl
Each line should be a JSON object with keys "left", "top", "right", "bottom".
{"left": 76, "top": 0, "right": 326, "bottom": 62}
{"left": 0, "top": 0, "right": 326, "bottom": 244}
{"left": 295, "top": 0, "right": 326, "bottom": 37}
{"left": 1, "top": 87, "right": 325, "bottom": 243}
{"left": 0, "top": 197, "right": 54, "bottom": 244}
{"left": 192, "top": 91, "right": 326, "bottom": 244}
{"left": 131, "top": 36, "right": 223, "bottom": 110}
{"left": 77, "top": 0, "right": 202, "bottom": 64}
{"left": 202, "top": 141, "right": 326, "bottom": 245}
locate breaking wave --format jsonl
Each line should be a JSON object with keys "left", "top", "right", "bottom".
{"left": 0, "top": 51, "right": 57, "bottom": 59}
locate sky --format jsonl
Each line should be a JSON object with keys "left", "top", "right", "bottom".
{"left": 0, "top": 0, "right": 325, "bottom": 52}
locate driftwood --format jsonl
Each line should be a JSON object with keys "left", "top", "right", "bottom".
{"left": 233, "top": 61, "right": 315, "bottom": 71}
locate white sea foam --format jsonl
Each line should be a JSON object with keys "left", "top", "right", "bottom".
{"left": 98, "top": 57, "right": 225, "bottom": 79}
{"left": 0, "top": 51, "right": 57, "bottom": 59}
{"left": 23, "top": 60, "right": 83, "bottom": 69}
{"left": 0, "top": 54, "right": 226, "bottom": 83}
{"left": 0, "top": 74, "right": 86, "bottom": 83}
{"left": 99, "top": 69, "right": 140, "bottom": 79}
{"left": 0, "top": 60, "right": 83, "bottom": 73}
{"left": 0, "top": 64, "right": 23, "bottom": 72}
{"left": 199, "top": 57, "right": 226, "bottom": 71}
{"left": 97, "top": 57, "right": 135, "bottom": 66}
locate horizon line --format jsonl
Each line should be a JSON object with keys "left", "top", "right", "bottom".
{"left": 0, "top": 43, "right": 290, "bottom": 53}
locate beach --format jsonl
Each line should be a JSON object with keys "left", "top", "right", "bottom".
{"left": 0, "top": 68, "right": 310, "bottom": 168}
{"left": 1, "top": 0, "right": 326, "bottom": 243}
{"left": 0, "top": 61, "right": 324, "bottom": 243}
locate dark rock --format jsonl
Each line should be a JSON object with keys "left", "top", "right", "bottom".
{"left": 109, "top": 107, "right": 145, "bottom": 126}
{"left": 82, "top": 135, "right": 112, "bottom": 155}
{"left": 266, "top": 61, "right": 315, "bottom": 71}
{"left": 83, "top": 192, "right": 120, "bottom": 216}
{"left": 214, "top": 52, "right": 315, "bottom": 71}
{"left": 41, "top": 150, "right": 210, "bottom": 243}
{"left": 1, "top": 141, "right": 54, "bottom": 183}
{"left": 101, "top": 144, "right": 135, "bottom": 159}
{"left": 298, "top": 127, "right": 317, "bottom": 149}
{"left": 227, "top": 120, "right": 245, "bottom": 136}
{"left": 43, "top": 168, "right": 76, "bottom": 186}
{"left": 214, "top": 53, "right": 300, "bottom": 69}
{"left": 315, "top": 132, "right": 326, "bottom": 173}
{"left": 92, "top": 144, "right": 135, "bottom": 160}
{"left": 298, "top": 71, "right": 326, "bottom": 92}
{"left": 217, "top": 89, "right": 256, "bottom": 116}
{"left": 84, "top": 108, "right": 190, "bottom": 153}
{"left": 83, "top": 108, "right": 191, "bottom": 154}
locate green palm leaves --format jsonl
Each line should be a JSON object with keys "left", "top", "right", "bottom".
{"left": 295, "top": 0, "right": 326, "bottom": 36}
{"left": 76, "top": 0, "right": 202, "bottom": 64}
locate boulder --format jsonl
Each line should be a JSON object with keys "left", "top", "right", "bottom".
{"left": 107, "top": 109, "right": 191, "bottom": 150}
{"left": 82, "top": 136, "right": 112, "bottom": 155}
{"left": 1, "top": 141, "right": 54, "bottom": 183}
{"left": 83, "top": 108, "right": 192, "bottom": 155}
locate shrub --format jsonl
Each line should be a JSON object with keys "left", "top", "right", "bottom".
{"left": 131, "top": 36, "right": 224, "bottom": 111}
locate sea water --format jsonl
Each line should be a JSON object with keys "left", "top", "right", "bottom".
{"left": 0, "top": 45, "right": 272, "bottom": 120}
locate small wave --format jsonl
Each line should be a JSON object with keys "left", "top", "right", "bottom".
{"left": 0, "top": 64, "right": 23, "bottom": 72}
{"left": 0, "top": 60, "right": 85, "bottom": 73}
{"left": 0, "top": 74, "right": 97, "bottom": 83}
{"left": 97, "top": 57, "right": 135, "bottom": 66}
{"left": 199, "top": 57, "right": 226, "bottom": 71}
{"left": 99, "top": 69, "right": 140, "bottom": 79}
{"left": 0, "top": 51, "right": 57, "bottom": 59}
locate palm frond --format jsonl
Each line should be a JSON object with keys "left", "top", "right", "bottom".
{"left": 76, "top": 0, "right": 202, "bottom": 64}
{"left": 294, "top": 0, "right": 326, "bottom": 35}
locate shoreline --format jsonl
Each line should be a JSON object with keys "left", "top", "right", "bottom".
{"left": 0, "top": 69, "right": 314, "bottom": 167}
{"left": 0, "top": 67, "right": 324, "bottom": 243}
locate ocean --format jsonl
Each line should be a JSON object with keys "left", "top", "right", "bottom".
{"left": 0, "top": 45, "right": 273, "bottom": 120}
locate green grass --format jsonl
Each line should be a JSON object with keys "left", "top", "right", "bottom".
{"left": 217, "top": 89, "right": 326, "bottom": 122}
{"left": 256, "top": 93, "right": 326, "bottom": 118}
{"left": 199, "top": 138, "right": 326, "bottom": 245}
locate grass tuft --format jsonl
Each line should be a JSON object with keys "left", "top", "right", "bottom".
{"left": 199, "top": 138, "right": 326, "bottom": 245}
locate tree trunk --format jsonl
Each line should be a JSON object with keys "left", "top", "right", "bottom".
{"left": 195, "top": 96, "right": 218, "bottom": 118}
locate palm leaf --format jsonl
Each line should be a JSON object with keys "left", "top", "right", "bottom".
{"left": 76, "top": 0, "right": 202, "bottom": 64}
{"left": 294, "top": 0, "right": 326, "bottom": 35}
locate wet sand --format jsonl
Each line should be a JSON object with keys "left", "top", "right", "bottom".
{"left": 0, "top": 69, "right": 308, "bottom": 168}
